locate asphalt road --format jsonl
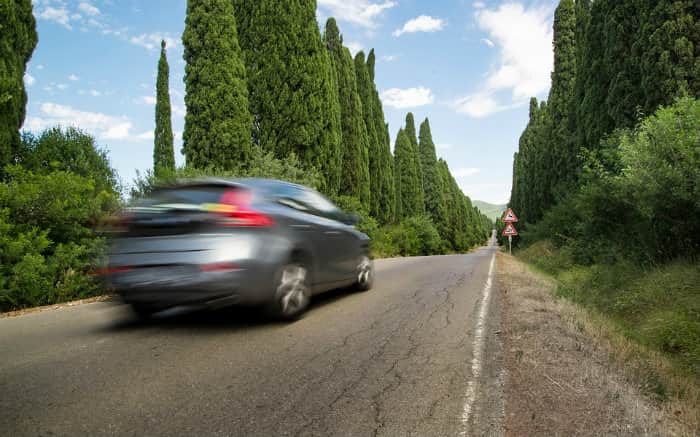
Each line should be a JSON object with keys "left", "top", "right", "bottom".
{"left": 1, "top": 241, "right": 503, "bottom": 437}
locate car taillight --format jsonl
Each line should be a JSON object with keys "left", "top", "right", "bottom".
{"left": 200, "top": 262, "right": 240, "bottom": 272}
{"left": 215, "top": 189, "right": 274, "bottom": 227}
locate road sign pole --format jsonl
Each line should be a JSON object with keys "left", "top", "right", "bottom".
{"left": 508, "top": 235, "right": 512, "bottom": 255}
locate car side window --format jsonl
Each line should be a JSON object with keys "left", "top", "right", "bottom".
{"left": 300, "top": 190, "right": 342, "bottom": 220}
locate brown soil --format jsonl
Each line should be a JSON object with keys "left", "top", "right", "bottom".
{"left": 498, "top": 252, "right": 684, "bottom": 437}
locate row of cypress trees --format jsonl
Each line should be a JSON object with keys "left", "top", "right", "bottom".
{"left": 151, "top": 0, "right": 489, "bottom": 247}
{"left": 510, "top": 0, "right": 700, "bottom": 225}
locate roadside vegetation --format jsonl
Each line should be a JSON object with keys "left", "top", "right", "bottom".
{"left": 501, "top": 0, "right": 700, "bottom": 415}
{"left": 1, "top": 0, "right": 490, "bottom": 312}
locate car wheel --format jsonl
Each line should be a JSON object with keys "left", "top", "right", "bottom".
{"left": 265, "top": 261, "right": 311, "bottom": 320}
{"left": 353, "top": 255, "right": 374, "bottom": 292}
{"left": 131, "top": 304, "right": 157, "bottom": 320}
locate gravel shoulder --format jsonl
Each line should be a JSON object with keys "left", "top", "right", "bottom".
{"left": 498, "top": 252, "right": 688, "bottom": 437}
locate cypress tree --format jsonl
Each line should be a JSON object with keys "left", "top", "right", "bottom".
{"left": 367, "top": 49, "right": 396, "bottom": 223}
{"left": 324, "top": 18, "right": 371, "bottom": 209}
{"left": 0, "top": 0, "right": 37, "bottom": 170}
{"left": 394, "top": 128, "right": 423, "bottom": 219}
{"left": 354, "top": 51, "right": 382, "bottom": 217}
{"left": 153, "top": 40, "right": 175, "bottom": 176}
{"left": 182, "top": 0, "right": 251, "bottom": 170}
{"left": 233, "top": 0, "right": 342, "bottom": 194}
{"left": 419, "top": 118, "right": 448, "bottom": 236}
{"left": 546, "top": 0, "right": 577, "bottom": 199}
{"left": 404, "top": 113, "right": 424, "bottom": 197}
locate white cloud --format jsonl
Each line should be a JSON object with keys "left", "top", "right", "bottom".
{"left": 393, "top": 15, "right": 445, "bottom": 37}
{"left": 473, "top": 1, "right": 486, "bottom": 9}
{"left": 480, "top": 38, "right": 494, "bottom": 47}
{"left": 24, "top": 73, "right": 35, "bottom": 87}
{"left": 172, "top": 104, "right": 186, "bottom": 117}
{"left": 56, "top": 83, "right": 68, "bottom": 90}
{"left": 380, "top": 87, "right": 434, "bottom": 109}
{"left": 317, "top": 0, "right": 396, "bottom": 28}
{"left": 453, "top": 2, "right": 553, "bottom": 118}
{"left": 452, "top": 167, "right": 481, "bottom": 178}
{"left": 68, "top": 74, "right": 79, "bottom": 81}
{"left": 78, "top": 2, "right": 100, "bottom": 16}
{"left": 37, "top": 64, "right": 45, "bottom": 70}
{"left": 130, "top": 33, "right": 179, "bottom": 50}
{"left": 457, "top": 182, "right": 511, "bottom": 204}
{"left": 381, "top": 54, "right": 398, "bottom": 62}
{"left": 89, "top": 89, "right": 102, "bottom": 97}
{"left": 24, "top": 102, "right": 133, "bottom": 140}
{"left": 37, "top": 7, "right": 73, "bottom": 30}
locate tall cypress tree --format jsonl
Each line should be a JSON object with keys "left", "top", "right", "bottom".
{"left": 323, "top": 19, "right": 371, "bottom": 209}
{"left": 233, "top": 0, "right": 342, "bottom": 194}
{"left": 419, "top": 118, "right": 448, "bottom": 236}
{"left": 546, "top": 0, "right": 577, "bottom": 199}
{"left": 0, "top": 0, "right": 37, "bottom": 170}
{"left": 394, "top": 128, "right": 423, "bottom": 219}
{"left": 183, "top": 0, "right": 251, "bottom": 170}
{"left": 354, "top": 51, "right": 382, "bottom": 217}
{"left": 367, "top": 49, "right": 396, "bottom": 224}
{"left": 404, "top": 112, "right": 424, "bottom": 194}
{"left": 153, "top": 40, "right": 175, "bottom": 176}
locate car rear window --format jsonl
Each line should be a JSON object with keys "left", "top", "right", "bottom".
{"left": 135, "top": 186, "right": 230, "bottom": 208}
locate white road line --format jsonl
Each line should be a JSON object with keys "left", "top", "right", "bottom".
{"left": 460, "top": 252, "right": 496, "bottom": 436}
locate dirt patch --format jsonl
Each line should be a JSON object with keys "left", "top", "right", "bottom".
{"left": 498, "top": 252, "right": 690, "bottom": 437}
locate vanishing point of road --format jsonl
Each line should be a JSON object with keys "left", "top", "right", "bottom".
{"left": 1, "top": 239, "right": 504, "bottom": 437}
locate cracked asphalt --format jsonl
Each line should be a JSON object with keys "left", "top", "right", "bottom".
{"left": 0, "top": 243, "right": 502, "bottom": 437}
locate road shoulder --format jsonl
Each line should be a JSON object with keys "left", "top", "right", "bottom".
{"left": 498, "top": 252, "right": 686, "bottom": 437}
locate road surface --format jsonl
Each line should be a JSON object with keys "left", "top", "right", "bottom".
{"left": 1, "top": 242, "right": 503, "bottom": 437}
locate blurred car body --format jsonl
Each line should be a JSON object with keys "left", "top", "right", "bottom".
{"left": 104, "top": 178, "right": 373, "bottom": 319}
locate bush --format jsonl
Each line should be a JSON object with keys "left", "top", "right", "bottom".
{"left": 0, "top": 128, "right": 119, "bottom": 312}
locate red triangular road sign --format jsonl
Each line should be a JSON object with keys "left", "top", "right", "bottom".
{"left": 502, "top": 208, "right": 519, "bottom": 223}
{"left": 502, "top": 222, "right": 518, "bottom": 237}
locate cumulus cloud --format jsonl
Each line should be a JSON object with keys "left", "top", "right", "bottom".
{"left": 393, "top": 15, "right": 445, "bottom": 37}
{"left": 317, "top": 0, "right": 396, "bottom": 28}
{"left": 78, "top": 2, "right": 100, "bottom": 16}
{"left": 68, "top": 74, "right": 79, "bottom": 81}
{"left": 381, "top": 54, "right": 399, "bottom": 62}
{"left": 473, "top": 1, "right": 486, "bottom": 9}
{"left": 480, "top": 38, "right": 494, "bottom": 47}
{"left": 453, "top": 2, "right": 553, "bottom": 118}
{"left": 380, "top": 87, "right": 434, "bottom": 109}
{"left": 37, "top": 6, "right": 73, "bottom": 30}
{"left": 135, "top": 95, "right": 157, "bottom": 105}
{"left": 130, "top": 33, "right": 179, "bottom": 50}
{"left": 89, "top": 89, "right": 102, "bottom": 97}
{"left": 24, "top": 73, "right": 35, "bottom": 87}
{"left": 24, "top": 102, "right": 133, "bottom": 140}
{"left": 345, "top": 41, "right": 364, "bottom": 57}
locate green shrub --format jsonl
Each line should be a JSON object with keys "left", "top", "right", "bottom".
{"left": 0, "top": 128, "right": 119, "bottom": 312}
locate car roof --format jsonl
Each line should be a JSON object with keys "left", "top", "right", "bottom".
{"left": 167, "top": 177, "right": 308, "bottom": 192}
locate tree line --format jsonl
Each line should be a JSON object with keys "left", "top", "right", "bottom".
{"left": 152, "top": 0, "right": 491, "bottom": 254}
{"left": 509, "top": 0, "right": 700, "bottom": 263}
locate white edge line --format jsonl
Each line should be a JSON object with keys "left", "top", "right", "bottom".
{"left": 459, "top": 252, "right": 496, "bottom": 436}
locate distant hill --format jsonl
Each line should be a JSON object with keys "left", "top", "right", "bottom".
{"left": 473, "top": 201, "right": 507, "bottom": 221}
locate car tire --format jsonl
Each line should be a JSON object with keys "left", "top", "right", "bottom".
{"left": 265, "top": 260, "right": 311, "bottom": 320}
{"left": 352, "top": 255, "right": 374, "bottom": 292}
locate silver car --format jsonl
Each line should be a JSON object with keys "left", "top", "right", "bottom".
{"left": 104, "top": 178, "right": 374, "bottom": 320}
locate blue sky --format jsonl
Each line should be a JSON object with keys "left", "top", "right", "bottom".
{"left": 24, "top": 0, "right": 557, "bottom": 204}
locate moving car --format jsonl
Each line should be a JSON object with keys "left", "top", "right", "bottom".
{"left": 104, "top": 178, "right": 374, "bottom": 320}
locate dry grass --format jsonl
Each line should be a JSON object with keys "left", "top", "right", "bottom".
{"left": 499, "top": 252, "right": 699, "bottom": 437}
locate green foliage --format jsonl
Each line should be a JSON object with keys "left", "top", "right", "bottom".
{"left": 353, "top": 51, "right": 383, "bottom": 219}
{"left": 418, "top": 118, "right": 448, "bottom": 237}
{"left": 324, "top": 19, "right": 371, "bottom": 210}
{"left": 0, "top": 0, "right": 37, "bottom": 170}
{"left": 0, "top": 129, "right": 120, "bottom": 311}
{"left": 369, "top": 216, "right": 443, "bottom": 258}
{"left": 154, "top": 40, "right": 175, "bottom": 177}
{"left": 393, "top": 129, "right": 423, "bottom": 220}
{"left": 233, "top": 0, "right": 342, "bottom": 194}
{"left": 182, "top": 0, "right": 252, "bottom": 170}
